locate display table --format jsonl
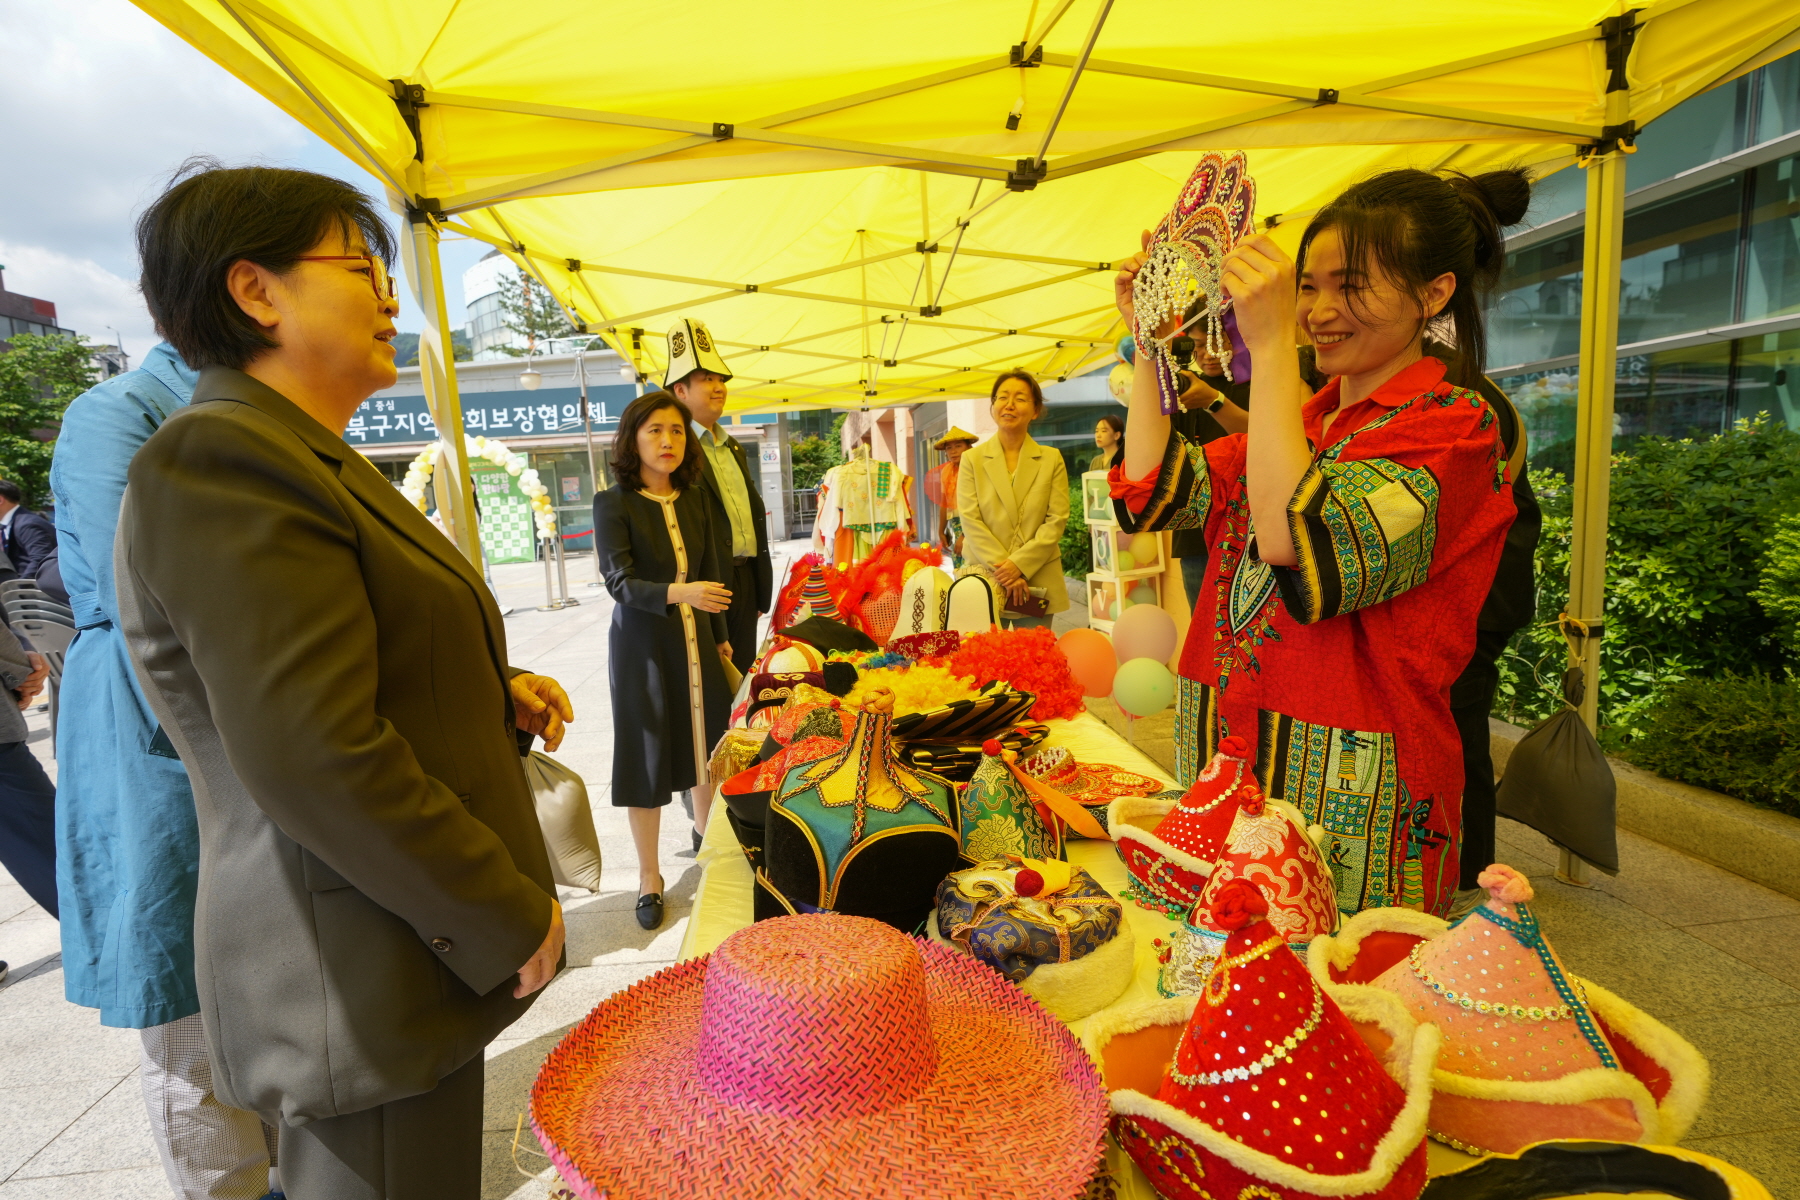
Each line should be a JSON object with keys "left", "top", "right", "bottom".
{"left": 679, "top": 705, "right": 1480, "bottom": 1191}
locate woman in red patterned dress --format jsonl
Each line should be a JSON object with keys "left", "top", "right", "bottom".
{"left": 1111, "top": 168, "right": 1529, "bottom": 918}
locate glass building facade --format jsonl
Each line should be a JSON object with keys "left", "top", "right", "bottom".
{"left": 1490, "top": 52, "right": 1800, "bottom": 472}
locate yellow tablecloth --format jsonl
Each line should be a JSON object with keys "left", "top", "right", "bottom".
{"left": 679, "top": 706, "right": 1478, "bottom": 1191}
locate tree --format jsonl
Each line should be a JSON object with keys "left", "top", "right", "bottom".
{"left": 391, "top": 331, "right": 471, "bottom": 367}
{"left": 0, "top": 331, "right": 95, "bottom": 506}
{"left": 495, "top": 272, "right": 578, "bottom": 357}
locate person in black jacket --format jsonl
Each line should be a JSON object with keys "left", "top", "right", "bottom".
{"left": 664, "top": 318, "right": 773, "bottom": 677}
{"left": 594, "top": 391, "right": 733, "bottom": 932}
{"left": 0, "top": 481, "right": 57, "bottom": 582}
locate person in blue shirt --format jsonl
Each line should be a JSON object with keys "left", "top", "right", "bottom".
{"left": 52, "top": 342, "right": 277, "bottom": 1200}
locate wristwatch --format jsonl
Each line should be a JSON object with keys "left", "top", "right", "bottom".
{"left": 1204, "top": 395, "right": 1227, "bottom": 414}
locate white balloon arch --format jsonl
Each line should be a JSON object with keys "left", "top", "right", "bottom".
{"left": 401, "top": 435, "right": 558, "bottom": 541}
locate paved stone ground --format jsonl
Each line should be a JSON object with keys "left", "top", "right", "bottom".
{"left": 1, "top": 543, "right": 1796, "bottom": 1196}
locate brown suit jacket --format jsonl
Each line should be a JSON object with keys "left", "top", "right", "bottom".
{"left": 116, "top": 368, "right": 556, "bottom": 1124}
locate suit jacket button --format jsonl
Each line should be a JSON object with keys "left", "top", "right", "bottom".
{"left": 431, "top": 937, "right": 453, "bottom": 953}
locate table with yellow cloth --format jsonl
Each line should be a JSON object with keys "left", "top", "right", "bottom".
{"left": 680, "top": 708, "right": 1481, "bottom": 1191}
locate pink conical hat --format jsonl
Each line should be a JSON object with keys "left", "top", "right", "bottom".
{"left": 1373, "top": 865, "right": 1620, "bottom": 1083}
{"left": 1192, "top": 790, "right": 1338, "bottom": 943}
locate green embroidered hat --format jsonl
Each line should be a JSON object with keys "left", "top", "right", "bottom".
{"left": 761, "top": 702, "right": 962, "bottom": 932}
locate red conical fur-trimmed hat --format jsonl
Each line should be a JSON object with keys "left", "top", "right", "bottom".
{"left": 1094, "top": 881, "right": 1436, "bottom": 1200}
{"left": 532, "top": 914, "right": 1108, "bottom": 1199}
{"left": 1111, "top": 736, "right": 1257, "bottom": 915}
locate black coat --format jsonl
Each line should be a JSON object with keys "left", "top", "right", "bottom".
{"left": 6, "top": 508, "right": 56, "bottom": 582}
{"left": 694, "top": 429, "right": 773, "bottom": 611}
{"left": 594, "top": 486, "right": 732, "bottom": 807}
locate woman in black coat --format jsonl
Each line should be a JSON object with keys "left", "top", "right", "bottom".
{"left": 594, "top": 391, "right": 733, "bottom": 930}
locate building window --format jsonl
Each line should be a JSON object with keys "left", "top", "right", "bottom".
{"left": 1744, "top": 153, "right": 1800, "bottom": 322}
{"left": 1619, "top": 175, "right": 1744, "bottom": 344}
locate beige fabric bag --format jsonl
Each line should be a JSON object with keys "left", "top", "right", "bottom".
{"left": 525, "top": 751, "right": 603, "bottom": 892}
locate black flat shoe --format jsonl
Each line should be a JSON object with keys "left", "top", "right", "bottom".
{"left": 635, "top": 892, "right": 664, "bottom": 930}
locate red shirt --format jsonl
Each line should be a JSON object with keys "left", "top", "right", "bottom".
{"left": 1112, "top": 357, "right": 1514, "bottom": 916}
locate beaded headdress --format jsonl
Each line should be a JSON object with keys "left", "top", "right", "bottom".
{"left": 1132, "top": 151, "right": 1257, "bottom": 415}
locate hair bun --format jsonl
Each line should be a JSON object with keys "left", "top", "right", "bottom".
{"left": 1464, "top": 168, "right": 1533, "bottom": 229}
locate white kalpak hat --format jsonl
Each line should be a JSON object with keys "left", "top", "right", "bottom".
{"left": 664, "top": 318, "right": 733, "bottom": 388}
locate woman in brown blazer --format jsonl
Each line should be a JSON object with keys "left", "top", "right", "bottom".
{"left": 117, "top": 163, "right": 572, "bottom": 1200}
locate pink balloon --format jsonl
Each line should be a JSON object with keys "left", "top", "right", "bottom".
{"left": 1112, "top": 602, "right": 1178, "bottom": 665}
{"left": 1058, "top": 628, "right": 1118, "bottom": 698}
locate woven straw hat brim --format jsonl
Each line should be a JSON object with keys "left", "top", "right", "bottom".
{"left": 532, "top": 939, "right": 1107, "bottom": 1200}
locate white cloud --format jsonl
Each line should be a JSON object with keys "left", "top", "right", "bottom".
{"left": 0, "top": 0, "right": 490, "bottom": 351}
{"left": 0, "top": 240, "right": 151, "bottom": 361}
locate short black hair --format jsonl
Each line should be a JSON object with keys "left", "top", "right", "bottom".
{"left": 610, "top": 392, "right": 704, "bottom": 492}
{"left": 0, "top": 481, "right": 21, "bottom": 505}
{"left": 990, "top": 368, "right": 1046, "bottom": 416}
{"left": 136, "top": 158, "right": 396, "bottom": 371}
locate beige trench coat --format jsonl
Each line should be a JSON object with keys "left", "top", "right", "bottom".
{"left": 955, "top": 433, "right": 1071, "bottom": 613}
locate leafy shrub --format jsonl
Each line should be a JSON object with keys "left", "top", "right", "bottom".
{"left": 1617, "top": 671, "right": 1800, "bottom": 815}
{"left": 1061, "top": 482, "right": 1091, "bottom": 578}
{"left": 1752, "top": 511, "right": 1800, "bottom": 656}
{"left": 1495, "top": 415, "right": 1800, "bottom": 742}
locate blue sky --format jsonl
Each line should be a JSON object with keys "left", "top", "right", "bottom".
{"left": 0, "top": 0, "right": 491, "bottom": 364}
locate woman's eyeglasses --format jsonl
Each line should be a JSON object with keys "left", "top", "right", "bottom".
{"left": 295, "top": 255, "right": 398, "bottom": 302}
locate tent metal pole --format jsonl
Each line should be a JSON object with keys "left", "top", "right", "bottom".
{"left": 1561, "top": 138, "right": 1628, "bottom": 885}
{"left": 400, "top": 211, "right": 483, "bottom": 568}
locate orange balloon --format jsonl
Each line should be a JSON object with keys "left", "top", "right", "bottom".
{"left": 1058, "top": 627, "right": 1118, "bottom": 698}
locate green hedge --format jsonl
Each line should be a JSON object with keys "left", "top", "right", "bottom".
{"left": 1621, "top": 672, "right": 1800, "bottom": 816}
{"left": 1495, "top": 414, "right": 1800, "bottom": 743}
{"left": 1061, "top": 483, "right": 1092, "bottom": 578}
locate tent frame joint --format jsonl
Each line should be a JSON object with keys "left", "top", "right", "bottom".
{"left": 1600, "top": 10, "right": 1643, "bottom": 93}
{"left": 1009, "top": 42, "right": 1044, "bottom": 68}
{"left": 1007, "top": 158, "right": 1048, "bottom": 191}
{"left": 405, "top": 197, "right": 441, "bottom": 225}
{"left": 1314, "top": 87, "right": 1339, "bottom": 106}
{"left": 389, "top": 79, "right": 428, "bottom": 162}
{"left": 712, "top": 122, "right": 734, "bottom": 140}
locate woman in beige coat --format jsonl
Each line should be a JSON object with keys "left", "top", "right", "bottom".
{"left": 955, "top": 370, "right": 1070, "bottom": 628}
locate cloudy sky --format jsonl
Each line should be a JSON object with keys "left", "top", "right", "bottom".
{"left": 0, "top": 0, "right": 490, "bottom": 363}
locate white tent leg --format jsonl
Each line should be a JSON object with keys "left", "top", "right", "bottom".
{"left": 399, "top": 212, "right": 483, "bottom": 569}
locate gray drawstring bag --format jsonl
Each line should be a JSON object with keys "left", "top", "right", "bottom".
{"left": 1496, "top": 667, "right": 1619, "bottom": 874}
{"left": 524, "top": 751, "right": 603, "bottom": 892}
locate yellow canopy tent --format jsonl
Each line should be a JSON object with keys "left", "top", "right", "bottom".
{"left": 132, "top": 0, "right": 1800, "bottom": 817}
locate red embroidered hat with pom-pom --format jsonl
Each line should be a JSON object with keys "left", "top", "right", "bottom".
{"left": 1107, "top": 876, "right": 1433, "bottom": 1200}
{"left": 1190, "top": 786, "right": 1338, "bottom": 944}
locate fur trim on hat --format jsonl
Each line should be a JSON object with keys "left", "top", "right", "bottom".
{"left": 1081, "top": 994, "right": 1197, "bottom": 1067}
{"left": 927, "top": 911, "right": 1137, "bottom": 1024}
{"left": 1584, "top": 976, "right": 1711, "bottom": 1142}
{"left": 1306, "top": 907, "right": 1448, "bottom": 983}
{"left": 1105, "top": 988, "right": 1439, "bottom": 1197}
{"left": 1306, "top": 905, "right": 1711, "bottom": 1151}
{"left": 1108, "top": 793, "right": 1215, "bottom": 899}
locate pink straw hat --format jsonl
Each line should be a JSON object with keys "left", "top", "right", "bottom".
{"left": 532, "top": 913, "right": 1108, "bottom": 1199}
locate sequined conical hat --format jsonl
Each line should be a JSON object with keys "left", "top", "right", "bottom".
{"left": 1191, "top": 791, "right": 1339, "bottom": 944}
{"left": 1097, "top": 881, "right": 1435, "bottom": 1200}
{"left": 1306, "top": 865, "right": 1712, "bottom": 1157}
{"left": 1110, "top": 735, "right": 1257, "bottom": 915}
